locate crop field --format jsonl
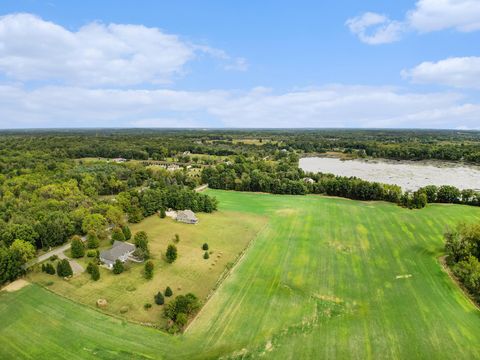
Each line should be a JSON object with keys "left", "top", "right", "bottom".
{"left": 2, "top": 190, "right": 480, "bottom": 359}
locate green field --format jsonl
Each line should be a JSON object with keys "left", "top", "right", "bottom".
{"left": 1, "top": 190, "right": 480, "bottom": 359}
{"left": 27, "top": 210, "right": 266, "bottom": 326}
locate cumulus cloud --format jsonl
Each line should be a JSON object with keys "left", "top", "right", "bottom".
{"left": 347, "top": 0, "right": 480, "bottom": 44}
{"left": 1, "top": 84, "right": 479, "bottom": 129}
{"left": 402, "top": 57, "right": 480, "bottom": 89}
{"left": 0, "top": 13, "right": 245, "bottom": 86}
{"left": 345, "top": 12, "right": 404, "bottom": 45}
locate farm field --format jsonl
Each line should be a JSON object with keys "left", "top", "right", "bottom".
{"left": 27, "top": 209, "right": 267, "bottom": 326}
{"left": 2, "top": 190, "right": 480, "bottom": 359}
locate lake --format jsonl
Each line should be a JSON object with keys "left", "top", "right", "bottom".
{"left": 299, "top": 157, "right": 480, "bottom": 191}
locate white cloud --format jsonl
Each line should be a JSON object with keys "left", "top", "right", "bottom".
{"left": 348, "top": 0, "right": 480, "bottom": 44}
{"left": 0, "top": 13, "right": 245, "bottom": 86}
{"left": 1, "top": 84, "right": 479, "bottom": 129}
{"left": 345, "top": 12, "right": 404, "bottom": 45}
{"left": 408, "top": 0, "right": 480, "bottom": 32}
{"left": 402, "top": 57, "right": 480, "bottom": 88}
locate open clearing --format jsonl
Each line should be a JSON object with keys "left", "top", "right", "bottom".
{"left": 27, "top": 209, "right": 266, "bottom": 326}
{"left": 2, "top": 190, "right": 480, "bottom": 359}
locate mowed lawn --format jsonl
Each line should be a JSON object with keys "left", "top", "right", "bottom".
{"left": 1, "top": 190, "right": 480, "bottom": 359}
{"left": 27, "top": 209, "right": 267, "bottom": 326}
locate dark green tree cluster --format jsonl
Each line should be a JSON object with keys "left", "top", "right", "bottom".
{"left": 41, "top": 262, "right": 56, "bottom": 275}
{"left": 86, "top": 261, "right": 100, "bottom": 281}
{"left": 164, "top": 293, "right": 200, "bottom": 332}
{"left": 133, "top": 231, "right": 149, "bottom": 260}
{"left": 56, "top": 259, "right": 73, "bottom": 277}
{"left": 445, "top": 223, "right": 480, "bottom": 301}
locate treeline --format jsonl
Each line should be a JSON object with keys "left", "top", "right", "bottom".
{"left": 116, "top": 187, "right": 217, "bottom": 223}
{"left": 201, "top": 157, "right": 480, "bottom": 209}
{"left": 445, "top": 223, "right": 480, "bottom": 302}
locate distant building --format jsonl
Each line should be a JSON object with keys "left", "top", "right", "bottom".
{"left": 176, "top": 210, "right": 198, "bottom": 224}
{"left": 303, "top": 177, "right": 315, "bottom": 184}
{"left": 100, "top": 241, "right": 136, "bottom": 269}
{"left": 111, "top": 158, "right": 127, "bottom": 163}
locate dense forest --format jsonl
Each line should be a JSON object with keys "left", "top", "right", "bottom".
{"left": 1, "top": 129, "right": 480, "bottom": 286}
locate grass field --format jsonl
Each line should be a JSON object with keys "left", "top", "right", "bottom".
{"left": 2, "top": 190, "right": 480, "bottom": 359}
{"left": 27, "top": 209, "right": 266, "bottom": 326}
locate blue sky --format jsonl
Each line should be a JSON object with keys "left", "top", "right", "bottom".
{"left": 1, "top": 0, "right": 480, "bottom": 129}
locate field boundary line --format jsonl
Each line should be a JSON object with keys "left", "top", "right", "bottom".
{"left": 438, "top": 255, "right": 480, "bottom": 311}
{"left": 184, "top": 220, "right": 270, "bottom": 334}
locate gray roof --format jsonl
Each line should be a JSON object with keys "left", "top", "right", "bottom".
{"left": 177, "top": 210, "right": 197, "bottom": 221}
{"left": 100, "top": 241, "right": 135, "bottom": 262}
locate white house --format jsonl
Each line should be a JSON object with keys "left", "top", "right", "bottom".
{"left": 100, "top": 241, "right": 136, "bottom": 269}
{"left": 176, "top": 210, "right": 198, "bottom": 224}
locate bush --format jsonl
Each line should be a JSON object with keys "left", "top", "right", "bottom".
{"left": 203, "top": 251, "right": 209, "bottom": 259}
{"left": 166, "top": 244, "right": 177, "bottom": 263}
{"left": 112, "top": 259, "right": 124, "bottom": 274}
{"left": 202, "top": 243, "right": 209, "bottom": 251}
{"left": 41, "top": 263, "right": 46, "bottom": 272}
{"left": 159, "top": 208, "right": 166, "bottom": 219}
{"left": 154, "top": 292, "right": 164, "bottom": 305}
{"left": 86, "top": 249, "right": 97, "bottom": 258}
{"left": 176, "top": 312, "right": 188, "bottom": 327}
{"left": 49, "top": 255, "right": 58, "bottom": 261}
{"left": 165, "top": 286, "right": 173, "bottom": 297}
{"left": 86, "top": 230, "right": 99, "bottom": 249}
{"left": 111, "top": 227, "right": 126, "bottom": 242}
{"left": 57, "top": 259, "right": 73, "bottom": 277}
{"left": 144, "top": 260, "right": 154, "bottom": 280}
{"left": 70, "top": 236, "right": 85, "bottom": 258}
{"left": 173, "top": 234, "right": 180, "bottom": 243}
{"left": 144, "top": 303, "right": 152, "bottom": 310}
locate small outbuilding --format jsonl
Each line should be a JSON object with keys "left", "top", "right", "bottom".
{"left": 176, "top": 210, "right": 198, "bottom": 224}
{"left": 303, "top": 177, "right": 315, "bottom": 184}
{"left": 100, "top": 241, "right": 136, "bottom": 269}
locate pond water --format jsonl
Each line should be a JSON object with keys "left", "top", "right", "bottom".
{"left": 299, "top": 157, "right": 480, "bottom": 191}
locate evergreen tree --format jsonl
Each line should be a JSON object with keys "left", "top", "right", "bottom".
{"left": 112, "top": 259, "right": 124, "bottom": 274}
{"left": 111, "top": 227, "right": 126, "bottom": 242}
{"left": 159, "top": 207, "right": 166, "bottom": 218}
{"left": 45, "top": 263, "right": 56, "bottom": 275}
{"left": 70, "top": 236, "right": 85, "bottom": 258}
{"left": 154, "top": 291, "right": 164, "bottom": 305}
{"left": 165, "top": 286, "right": 173, "bottom": 297}
{"left": 121, "top": 224, "right": 132, "bottom": 240}
{"left": 90, "top": 262, "right": 100, "bottom": 281}
{"left": 202, "top": 243, "right": 209, "bottom": 251}
{"left": 166, "top": 244, "right": 177, "bottom": 263}
{"left": 86, "top": 230, "right": 99, "bottom": 249}
{"left": 203, "top": 251, "right": 209, "bottom": 259}
{"left": 57, "top": 259, "right": 73, "bottom": 277}
{"left": 144, "top": 260, "right": 154, "bottom": 280}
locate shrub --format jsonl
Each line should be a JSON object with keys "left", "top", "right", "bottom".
{"left": 121, "top": 225, "right": 132, "bottom": 240}
{"left": 111, "top": 227, "right": 126, "bottom": 242}
{"left": 203, "top": 251, "right": 209, "bottom": 259}
{"left": 173, "top": 234, "right": 180, "bottom": 243}
{"left": 41, "top": 263, "right": 46, "bottom": 272}
{"left": 45, "top": 263, "right": 56, "bottom": 275}
{"left": 166, "top": 244, "right": 177, "bottom": 263}
{"left": 86, "top": 249, "right": 97, "bottom": 258}
{"left": 176, "top": 312, "right": 188, "bottom": 327}
{"left": 49, "top": 255, "right": 58, "bottom": 261}
{"left": 165, "top": 286, "right": 173, "bottom": 297}
{"left": 86, "top": 230, "right": 99, "bottom": 249}
{"left": 154, "top": 292, "right": 164, "bottom": 305}
{"left": 57, "top": 259, "right": 73, "bottom": 277}
{"left": 70, "top": 236, "right": 85, "bottom": 258}
{"left": 144, "top": 260, "right": 154, "bottom": 280}
{"left": 144, "top": 303, "right": 152, "bottom": 310}
{"left": 112, "top": 259, "right": 124, "bottom": 274}
{"left": 86, "top": 262, "right": 94, "bottom": 274}
{"left": 202, "top": 243, "right": 209, "bottom": 251}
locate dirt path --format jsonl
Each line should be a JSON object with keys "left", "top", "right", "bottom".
{"left": 1, "top": 279, "right": 29, "bottom": 292}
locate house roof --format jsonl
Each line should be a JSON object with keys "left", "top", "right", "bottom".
{"left": 100, "top": 241, "right": 135, "bottom": 262}
{"left": 177, "top": 209, "right": 197, "bottom": 221}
